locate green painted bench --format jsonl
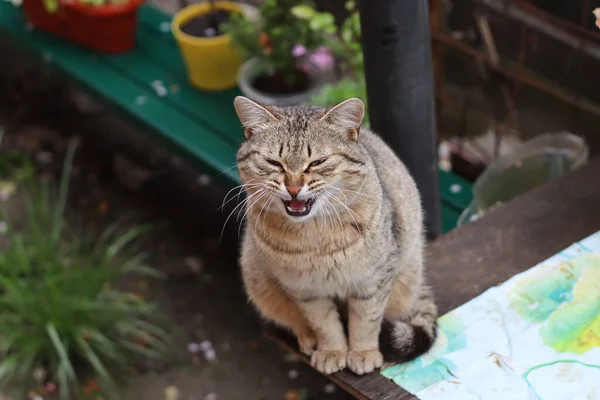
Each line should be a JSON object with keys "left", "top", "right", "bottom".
{"left": 0, "top": 2, "right": 472, "bottom": 233}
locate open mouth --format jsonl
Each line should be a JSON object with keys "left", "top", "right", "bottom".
{"left": 282, "top": 198, "right": 315, "bottom": 217}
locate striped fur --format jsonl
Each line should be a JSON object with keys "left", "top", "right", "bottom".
{"left": 233, "top": 97, "right": 437, "bottom": 375}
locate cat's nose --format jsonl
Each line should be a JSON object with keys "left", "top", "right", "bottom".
{"left": 285, "top": 185, "right": 302, "bottom": 197}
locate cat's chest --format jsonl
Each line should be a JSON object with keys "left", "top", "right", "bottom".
{"left": 269, "top": 249, "right": 385, "bottom": 297}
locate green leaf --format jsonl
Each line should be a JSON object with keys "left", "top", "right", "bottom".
{"left": 119, "top": 340, "right": 163, "bottom": 359}
{"left": 290, "top": 5, "right": 316, "bottom": 20}
{"left": 42, "top": 0, "right": 57, "bottom": 12}
{"left": 76, "top": 334, "right": 115, "bottom": 391}
{"left": 53, "top": 139, "right": 78, "bottom": 241}
{"left": 0, "top": 355, "right": 19, "bottom": 384}
{"left": 123, "top": 262, "right": 164, "bottom": 279}
{"left": 85, "top": 329, "right": 126, "bottom": 363}
{"left": 105, "top": 226, "right": 148, "bottom": 260}
{"left": 342, "top": 26, "right": 354, "bottom": 43}
{"left": 57, "top": 365, "right": 69, "bottom": 400}
{"left": 309, "top": 13, "right": 336, "bottom": 34}
{"left": 46, "top": 323, "right": 77, "bottom": 383}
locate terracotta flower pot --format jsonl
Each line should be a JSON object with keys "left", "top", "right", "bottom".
{"left": 23, "top": 0, "right": 144, "bottom": 53}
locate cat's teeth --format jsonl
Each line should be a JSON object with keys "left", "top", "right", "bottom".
{"left": 287, "top": 206, "right": 307, "bottom": 213}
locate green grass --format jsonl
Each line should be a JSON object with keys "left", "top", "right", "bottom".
{"left": 0, "top": 141, "right": 173, "bottom": 399}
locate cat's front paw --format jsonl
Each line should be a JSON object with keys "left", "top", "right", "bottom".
{"left": 347, "top": 349, "right": 383, "bottom": 375}
{"left": 311, "top": 350, "right": 347, "bottom": 374}
{"left": 296, "top": 329, "right": 317, "bottom": 356}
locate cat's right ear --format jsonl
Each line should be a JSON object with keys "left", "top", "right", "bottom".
{"left": 233, "top": 96, "right": 278, "bottom": 139}
{"left": 319, "top": 98, "right": 365, "bottom": 141}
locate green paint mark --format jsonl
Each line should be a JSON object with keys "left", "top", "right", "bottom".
{"left": 523, "top": 359, "right": 600, "bottom": 400}
{"left": 437, "top": 312, "right": 467, "bottom": 352}
{"left": 382, "top": 314, "right": 466, "bottom": 393}
{"left": 540, "top": 261, "right": 600, "bottom": 353}
{"left": 509, "top": 253, "right": 600, "bottom": 353}
{"left": 385, "top": 359, "right": 459, "bottom": 394}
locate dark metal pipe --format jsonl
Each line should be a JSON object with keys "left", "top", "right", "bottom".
{"left": 359, "top": 0, "right": 442, "bottom": 239}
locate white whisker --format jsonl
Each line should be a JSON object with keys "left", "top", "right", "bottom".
{"left": 220, "top": 188, "right": 264, "bottom": 242}
{"left": 220, "top": 184, "right": 247, "bottom": 211}
{"left": 219, "top": 179, "right": 262, "bottom": 211}
{"left": 237, "top": 190, "right": 271, "bottom": 238}
{"left": 257, "top": 193, "right": 275, "bottom": 230}
{"left": 327, "top": 191, "right": 362, "bottom": 228}
{"left": 325, "top": 183, "right": 378, "bottom": 203}
{"left": 328, "top": 191, "right": 358, "bottom": 217}
{"left": 325, "top": 193, "right": 345, "bottom": 231}
{"left": 215, "top": 164, "right": 239, "bottom": 178}
{"left": 238, "top": 189, "right": 270, "bottom": 223}
{"left": 237, "top": 181, "right": 264, "bottom": 204}
{"left": 319, "top": 195, "right": 335, "bottom": 232}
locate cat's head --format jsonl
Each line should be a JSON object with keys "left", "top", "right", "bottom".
{"left": 234, "top": 96, "right": 369, "bottom": 222}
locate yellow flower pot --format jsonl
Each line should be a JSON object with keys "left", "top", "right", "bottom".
{"left": 172, "top": 1, "right": 242, "bottom": 91}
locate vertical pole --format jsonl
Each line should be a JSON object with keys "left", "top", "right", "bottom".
{"left": 358, "top": 0, "right": 442, "bottom": 239}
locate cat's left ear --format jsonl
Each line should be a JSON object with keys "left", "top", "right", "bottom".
{"left": 319, "top": 98, "right": 365, "bottom": 141}
{"left": 234, "top": 96, "right": 278, "bottom": 139}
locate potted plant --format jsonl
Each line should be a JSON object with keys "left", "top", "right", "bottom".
{"left": 172, "top": 0, "right": 248, "bottom": 91}
{"left": 22, "top": 0, "right": 144, "bottom": 53}
{"left": 224, "top": 0, "right": 337, "bottom": 106}
{"left": 309, "top": 1, "right": 370, "bottom": 125}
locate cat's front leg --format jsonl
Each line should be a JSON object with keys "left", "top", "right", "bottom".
{"left": 297, "top": 298, "right": 347, "bottom": 374}
{"left": 347, "top": 290, "right": 389, "bottom": 375}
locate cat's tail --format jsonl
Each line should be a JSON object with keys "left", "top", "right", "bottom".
{"left": 379, "top": 287, "right": 438, "bottom": 363}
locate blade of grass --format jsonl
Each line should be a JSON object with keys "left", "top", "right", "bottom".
{"left": 57, "top": 364, "right": 70, "bottom": 400}
{"left": 129, "top": 319, "right": 173, "bottom": 349}
{"left": 0, "top": 355, "right": 19, "bottom": 385}
{"left": 104, "top": 226, "right": 150, "bottom": 260}
{"left": 123, "top": 263, "right": 164, "bottom": 279}
{"left": 14, "top": 345, "right": 38, "bottom": 388}
{"left": 75, "top": 335, "right": 116, "bottom": 392}
{"left": 118, "top": 340, "right": 163, "bottom": 359}
{"left": 46, "top": 323, "right": 77, "bottom": 384}
{"left": 86, "top": 328, "right": 127, "bottom": 364}
{"left": 53, "top": 138, "right": 78, "bottom": 241}
{"left": 116, "top": 323, "right": 169, "bottom": 355}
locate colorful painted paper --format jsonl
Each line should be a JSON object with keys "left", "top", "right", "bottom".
{"left": 382, "top": 231, "right": 600, "bottom": 400}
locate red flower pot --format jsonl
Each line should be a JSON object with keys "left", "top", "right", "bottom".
{"left": 22, "top": 0, "right": 144, "bottom": 53}
{"left": 23, "top": 0, "right": 65, "bottom": 35}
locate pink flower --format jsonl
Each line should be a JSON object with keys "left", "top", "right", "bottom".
{"left": 308, "top": 46, "right": 335, "bottom": 71}
{"left": 292, "top": 45, "right": 307, "bottom": 58}
{"left": 44, "top": 383, "right": 57, "bottom": 393}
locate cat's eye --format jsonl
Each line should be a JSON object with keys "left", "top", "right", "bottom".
{"left": 309, "top": 158, "right": 327, "bottom": 168}
{"left": 266, "top": 158, "right": 283, "bottom": 168}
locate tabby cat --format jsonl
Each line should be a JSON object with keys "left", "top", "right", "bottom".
{"left": 233, "top": 96, "right": 437, "bottom": 375}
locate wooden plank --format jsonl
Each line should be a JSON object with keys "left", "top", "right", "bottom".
{"left": 265, "top": 157, "right": 600, "bottom": 399}
{"left": 264, "top": 327, "right": 409, "bottom": 400}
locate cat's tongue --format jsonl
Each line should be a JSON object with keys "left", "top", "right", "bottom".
{"left": 289, "top": 199, "right": 307, "bottom": 211}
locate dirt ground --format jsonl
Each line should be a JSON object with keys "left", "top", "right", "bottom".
{"left": 0, "top": 35, "right": 352, "bottom": 400}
